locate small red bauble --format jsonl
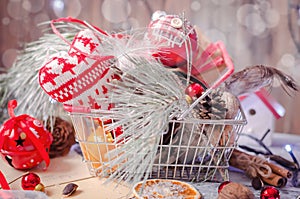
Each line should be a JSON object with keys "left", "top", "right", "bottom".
{"left": 114, "top": 126, "right": 123, "bottom": 138}
{"left": 21, "top": 172, "right": 41, "bottom": 190}
{"left": 260, "top": 186, "right": 280, "bottom": 199}
{"left": 218, "top": 181, "right": 231, "bottom": 193}
{"left": 185, "top": 83, "right": 205, "bottom": 98}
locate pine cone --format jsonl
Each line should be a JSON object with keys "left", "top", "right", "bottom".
{"left": 194, "top": 89, "right": 228, "bottom": 120}
{"left": 46, "top": 117, "right": 76, "bottom": 158}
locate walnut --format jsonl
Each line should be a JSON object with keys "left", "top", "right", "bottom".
{"left": 218, "top": 182, "right": 255, "bottom": 199}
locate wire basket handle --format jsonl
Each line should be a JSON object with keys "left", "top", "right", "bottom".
{"left": 178, "top": 41, "right": 234, "bottom": 120}
{"left": 50, "top": 17, "right": 111, "bottom": 62}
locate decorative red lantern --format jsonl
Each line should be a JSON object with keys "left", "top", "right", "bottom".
{"left": 0, "top": 100, "right": 52, "bottom": 170}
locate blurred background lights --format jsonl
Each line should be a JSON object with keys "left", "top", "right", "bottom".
{"left": 53, "top": 0, "right": 81, "bottom": 18}
{"left": 280, "top": 54, "right": 296, "bottom": 68}
{"left": 52, "top": 0, "right": 64, "bottom": 13}
{"left": 0, "top": 0, "right": 300, "bottom": 135}
{"left": 244, "top": 12, "right": 266, "bottom": 36}
{"left": 213, "top": 6, "right": 236, "bottom": 33}
{"left": 264, "top": 9, "right": 280, "bottom": 28}
{"left": 52, "top": 0, "right": 65, "bottom": 12}
{"left": 204, "top": 28, "right": 227, "bottom": 44}
{"left": 101, "top": 0, "right": 131, "bottom": 23}
{"left": 22, "top": 0, "right": 45, "bottom": 13}
{"left": 285, "top": 144, "right": 292, "bottom": 152}
{"left": 2, "top": 17, "right": 10, "bottom": 25}
{"left": 33, "top": 13, "right": 50, "bottom": 25}
{"left": 7, "top": 0, "right": 25, "bottom": 20}
{"left": 237, "top": 4, "right": 257, "bottom": 25}
{"left": 237, "top": 2, "right": 279, "bottom": 36}
{"left": 2, "top": 49, "right": 18, "bottom": 69}
{"left": 212, "top": 0, "right": 235, "bottom": 6}
{"left": 190, "top": 1, "right": 201, "bottom": 12}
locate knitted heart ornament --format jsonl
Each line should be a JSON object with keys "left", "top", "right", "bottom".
{"left": 39, "top": 29, "right": 115, "bottom": 109}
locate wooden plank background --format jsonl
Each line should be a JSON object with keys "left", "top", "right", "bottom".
{"left": 0, "top": 0, "right": 299, "bottom": 135}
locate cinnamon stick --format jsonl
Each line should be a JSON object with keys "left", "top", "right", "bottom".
{"left": 264, "top": 161, "right": 292, "bottom": 179}
{"left": 260, "top": 171, "right": 287, "bottom": 188}
{"left": 230, "top": 149, "right": 289, "bottom": 188}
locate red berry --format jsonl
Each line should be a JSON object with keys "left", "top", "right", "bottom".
{"left": 218, "top": 181, "right": 231, "bottom": 193}
{"left": 114, "top": 126, "right": 123, "bottom": 137}
{"left": 260, "top": 186, "right": 280, "bottom": 199}
{"left": 185, "top": 83, "right": 204, "bottom": 98}
{"left": 21, "top": 172, "right": 41, "bottom": 190}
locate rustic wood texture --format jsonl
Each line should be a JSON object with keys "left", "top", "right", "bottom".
{"left": 0, "top": 0, "right": 299, "bottom": 134}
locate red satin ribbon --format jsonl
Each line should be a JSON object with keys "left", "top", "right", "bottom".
{"left": 50, "top": 17, "right": 112, "bottom": 62}
{"left": 0, "top": 100, "right": 51, "bottom": 170}
{"left": 0, "top": 171, "right": 10, "bottom": 190}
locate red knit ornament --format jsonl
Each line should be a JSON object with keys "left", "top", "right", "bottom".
{"left": 39, "top": 29, "right": 116, "bottom": 110}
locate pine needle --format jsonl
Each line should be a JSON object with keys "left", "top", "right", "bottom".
{"left": 0, "top": 23, "right": 82, "bottom": 121}
{"left": 94, "top": 56, "right": 188, "bottom": 185}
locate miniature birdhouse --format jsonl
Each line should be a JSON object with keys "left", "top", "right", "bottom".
{"left": 238, "top": 89, "right": 285, "bottom": 147}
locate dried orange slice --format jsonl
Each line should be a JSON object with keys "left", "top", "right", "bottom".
{"left": 132, "top": 179, "right": 201, "bottom": 199}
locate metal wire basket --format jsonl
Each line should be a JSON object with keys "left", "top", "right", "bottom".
{"left": 68, "top": 106, "right": 246, "bottom": 183}
{"left": 64, "top": 39, "right": 247, "bottom": 183}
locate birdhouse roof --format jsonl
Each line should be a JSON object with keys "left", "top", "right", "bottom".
{"left": 239, "top": 88, "right": 285, "bottom": 119}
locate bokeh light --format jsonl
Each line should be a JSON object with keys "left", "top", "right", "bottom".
{"left": 204, "top": 28, "right": 227, "bottom": 44}
{"left": 227, "top": 28, "right": 253, "bottom": 51}
{"left": 280, "top": 53, "right": 296, "bottom": 68}
{"left": 52, "top": 0, "right": 82, "bottom": 18}
{"left": 212, "top": 0, "right": 235, "bottom": 6}
{"left": 7, "top": 0, "right": 27, "bottom": 20}
{"left": 33, "top": 13, "right": 50, "bottom": 25}
{"left": 213, "top": 6, "right": 237, "bottom": 33}
{"left": 22, "top": 0, "right": 45, "bottom": 13}
{"left": 264, "top": 9, "right": 280, "bottom": 28}
{"left": 237, "top": 2, "right": 279, "bottom": 36}
{"left": 2, "top": 49, "right": 18, "bottom": 68}
{"left": 244, "top": 12, "right": 266, "bottom": 36}
{"left": 237, "top": 4, "right": 256, "bottom": 23}
{"left": 8, "top": 19, "right": 29, "bottom": 39}
{"left": 101, "top": 0, "right": 131, "bottom": 23}
{"left": 190, "top": 1, "right": 201, "bottom": 12}
{"left": 2, "top": 17, "right": 10, "bottom": 25}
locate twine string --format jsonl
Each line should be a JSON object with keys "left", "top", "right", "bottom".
{"left": 236, "top": 153, "right": 272, "bottom": 178}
